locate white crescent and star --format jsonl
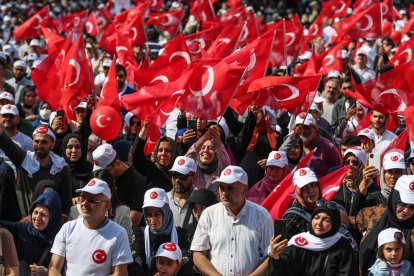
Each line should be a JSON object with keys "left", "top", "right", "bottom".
{"left": 96, "top": 115, "right": 110, "bottom": 128}
{"left": 273, "top": 84, "right": 300, "bottom": 101}
{"left": 116, "top": 46, "right": 128, "bottom": 53}
{"left": 190, "top": 65, "right": 215, "bottom": 96}
{"left": 169, "top": 51, "right": 191, "bottom": 65}
{"left": 187, "top": 38, "right": 206, "bottom": 54}
{"left": 311, "top": 24, "right": 319, "bottom": 36}
{"left": 33, "top": 15, "right": 43, "bottom": 30}
{"left": 246, "top": 52, "right": 256, "bottom": 72}
{"left": 150, "top": 75, "right": 169, "bottom": 84}
{"left": 66, "top": 59, "right": 80, "bottom": 87}
{"left": 379, "top": 88, "right": 407, "bottom": 112}
{"left": 286, "top": 33, "right": 296, "bottom": 47}
{"left": 160, "top": 15, "right": 173, "bottom": 26}
{"left": 130, "top": 27, "right": 138, "bottom": 41}
{"left": 336, "top": 1, "right": 346, "bottom": 14}
{"left": 239, "top": 25, "right": 249, "bottom": 42}
{"left": 358, "top": 15, "right": 373, "bottom": 31}
{"left": 323, "top": 54, "right": 335, "bottom": 66}
{"left": 382, "top": 3, "right": 389, "bottom": 15}
{"left": 86, "top": 22, "right": 93, "bottom": 33}
{"left": 399, "top": 49, "right": 412, "bottom": 64}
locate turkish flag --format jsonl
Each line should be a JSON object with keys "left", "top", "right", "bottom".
{"left": 41, "top": 26, "right": 65, "bottom": 55}
{"left": 96, "top": 8, "right": 112, "bottom": 32}
{"left": 307, "top": 16, "right": 324, "bottom": 42}
{"left": 320, "top": 165, "right": 351, "bottom": 201}
{"left": 381, "top": 0, "right": 401, "bottom": 22}
{"left": 86, "top": 12, "right": 99, "bottom": 37}
{"left": 53, "top": 10, "right": 87, "bottom": 34}
{"left": 247, "top": 75, "right": 322, "bottom": 114}
{"left": 146, "top": 9, "right": 184, "bottom": 35}
{"left": 59, "top": 36, "right": 94, "bottom": 121}
{"left": 262, "top": 150, "right": 314, "bottom": 220}
{"left": 116, "top": 27, "right": 138, "bottom": 67}
{"left": 125, "top": 2, "right": 150, "bottom": 22}
{"left": 151, "top": 32, "right": 191, "bottom": 68}
{"left": 176, "top": 60, "right": 246, "bottom": 120}
{"left": 238, "top": 8, "right": 260, "bottom": 46}
{"left": 318, "top": 44, "right": 343, "bottom": 75}
{"left": 333, "top": 3, "right": 382, "bottom": 41}
{"left": 13, "top": 5, "right": 49, "bottom": 42}
{"left": 136, "top": 0, "right": 163, "bottom": 11}
{"left": 134, "top": 59, "right": 189, "bottom": 87}
{"left": 207, "top": 18, "right": 245, "bottom": 59}
{"left": 388, "top": 35, "right": 414, "bottom": 66}
{"left": 402, "top": 14, "right": 414, "bottom": 35}
{"left": 322, "top": 0, "right": 351, "bottom": 18}
{"left": 380, "top": 128, "right": 409, "bottom": 165}
{"left": 218, "top": 5, "right": 245, "bottom": 24}
{"left": 403, "top": 106, "right": 414, "bottom": 141}
{"left": 353, "top": 0, "right": 376, "bottom": 14}
{"left": 97, "top": 58, "right": 120, "bottom": 110}
{"left": 190, "top": 0, "right": 216, "bottom": 22}
{"left": 31, "top": 34, "right": 73, "bottom": 110}
{"left": 227, "top": 0, "right": 242, "bottom": 10}
{"left": 185, "top": 25, "right": 221, "bottom": 61}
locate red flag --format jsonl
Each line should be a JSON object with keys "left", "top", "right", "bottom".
{"left": 207, "top": 19, "right": 245, "bottom": 58}
{"left": 380, "top": 128, "right": 409, "bottom": 164}
{"left": 126, "top": 2, "right": 150, "bottom": 22}
{"left": 97, "top": 58, "right": 120, "bottom": 110}
{"left": 318, "top": 44, "right": 343, "bottom": 75}
{"left": 13, "top": 5, "right": 49, "bottom": 42}
{"left": 151, "top": 32, "right": 191, "bottom": 68}
{"left": 123, "top": 15, "right": 147, "bottom": 46}
{"left": 410, "top": 4, "right": 414, "bottom": 18}
{"left": 262, "top": 150, "right": 314, "bottom": 220}
{"left": 53, "top": 10, "right": 87, "bottom": 34}
{"left": 381, "top": 0, "right": 401, "bottom": 22}
{"left": 320, "top": 165, "right": 351, "bottom": 201}
{"left": 115, "top": 28, "right": 138, "bottom": 67}
{"left": 333, "top": 3, "right": 382, "bottom": 41}
{"left": 323, "top": 0, "right": 351, "bottom": 18}
{"left": 185, "top": 25, "right": 221, "bottom": 61}
{"left": 388, "top": 35, "right": 414, "bottom": 66}
{"left": 190, "top": 0, "right": 216, "bottom": 22}
{"left": 403, "top": 106, "right": 414, "bottom": 141}
{"left": 136, "top": 0, "right": 163, "bottom": 11}
{"left": 60, "top": 36, "right": 94, "bottom": 121}
{"left": 96, "top": 8, "right": 111, "bottom": 32}
{"left": 86, "top": 12, "right": 100, "bottom": 37}
{"left": 146, "top": 9, "right": 184, "bottom": 35}
{"left": 247, "top": 75, "right": 322, "bottom": 114}
{"left": 402, "top": 14, "right": 414, "bottom": 35}
{"left": 218, "top": 5, "right": 245, "bottom": 24}
{"left": 238, "top": 9, "right": 259, "bottom": 46}
{"left": 41, "top": 26, "right": 65, "bottom": 55}
{"left": 134, "top": 59, "right": 189, "bottom": 87}
{"left": 227, "top": 0, "right": 242, "bottom": 10}
{"left": 353, "top": 0, "right": 376, "bottom": 14}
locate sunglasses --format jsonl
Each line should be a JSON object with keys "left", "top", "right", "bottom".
{"left": 316, "top": 199, "right": 339, "bottom": 210}
{"left": 397, "top": 200, "right": 414, "bottom": 210}
{"left": 79, "top": 196, "right": 108, "bottom": 205}
{"left": 171, "top": 172, "right": 192, "bottom": 181}
{"left": 344, "top": 159, "right": 360, "bottom": 166}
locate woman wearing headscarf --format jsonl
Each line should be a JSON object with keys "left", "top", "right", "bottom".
{"left": 34, "top": 101, "right": 52, "bottom": 127}
{"left": 358, "top": 175, "right": 414, "bottom": 276}
{"left": 133, "top": 188, "right": 191, "bottom": 275}
{"left": 0, "top": 190, "right": 62, "bottom": 275}
{"left": 133, "top": 122, "right": 178, "bottom": 192}
{"left": 17, "top": 85, "right": 38, "bottom": 124}
{"left": 335, "top": 101, "right": 369, "bottom": 139}
{"left": 268, "top": 202, "right": 357, "bottom": 275}
{"left": 247, "top": 151, "right": 291, "bottom": 205}
{"left": 62, "top": 133, "right": 93, "bottom": 197}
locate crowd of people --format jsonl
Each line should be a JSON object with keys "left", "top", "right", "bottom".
{"left": 0, "top": 0, "right": 411, "bottom": 275}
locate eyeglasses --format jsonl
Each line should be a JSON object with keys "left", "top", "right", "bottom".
{"left": 344, "top": 159, "right": 360, "bottom": 166}
{"left": 316, "top": 199, "right": 339, "bottom": 210}
{"left": 80, "top": 196, "right": 108, "bottom": 205}
{"left": 171, "top": 172, "right": 192, "bottom": 181}
{"left": 396, "top": 200, "right": 414, "bottom": 210}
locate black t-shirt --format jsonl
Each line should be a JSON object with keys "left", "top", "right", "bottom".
{"left": 115, "top": 165, "right": 146, "bottom": 212}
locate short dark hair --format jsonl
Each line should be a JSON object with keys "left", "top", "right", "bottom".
{"left": 340, "top": 135, "right": 361, "bottom": 147}
{"left": 377, "top": 235, "right": 407, "bottom": 261}
{"left": 116, "top": 64, "right": 126, "bottom": 75}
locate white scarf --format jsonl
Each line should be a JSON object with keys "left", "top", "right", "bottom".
{"left": 144, "top": 225, "right": 178, "bottom": 266}
{"left": 21, "top": 151, "right": 67, "bottom": 177}
{"left": 288, "top": 231, "right": 343, "bottom": 251}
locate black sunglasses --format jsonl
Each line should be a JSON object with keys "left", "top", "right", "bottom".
{"left": 171, "top": 172, "right": 192, "bottom": 181}
{"left": 344, "top": 159, "right": 360, "bottom": 166}
{"left": 316, "top": 199, "right": 339, "bottom": 210}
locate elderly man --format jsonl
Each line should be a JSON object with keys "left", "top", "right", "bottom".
{"left": 49, "top": 178, "right": 132, "bottom": 275}
{"left": 191, "top": 165, "right": 273, "bottom": 275}
{"left": 321, "top": 78, "right": 341, "bottom": 125}
{"left": 0, "top": 124, "right": 71, "bottom": 216}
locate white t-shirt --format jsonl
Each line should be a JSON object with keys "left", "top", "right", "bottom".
{"left": 51, "top": 218, "right": 132, "bottom": 275}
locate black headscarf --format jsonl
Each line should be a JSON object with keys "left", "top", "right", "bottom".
{"left": 62, "top": 133, "right": 93, "bottom": 177}
{"left": 153, "top": 136, "right": 178, "bottom": 172}
{"left": 359, "top": 189, "right": 414, "bottom": 275}
{"left": 309, "top": 205, "right": 341, "bottom": 238}
{"left": 32, "top": 179, "right": 58, "bottom": 201}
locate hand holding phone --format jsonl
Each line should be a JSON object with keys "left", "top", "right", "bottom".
{"left": 187, "top": 119, "right": 197, "bottom": 132}
{"left": 274, "top": 219, "right": 286, "bottom": 239}
{"left": 368, "top": 153, "right": 381, "bottom": 176}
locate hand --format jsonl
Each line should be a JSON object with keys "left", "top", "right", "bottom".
{"left": 292, "top": 125, "right": 303, "bottom": 138}
{"left": 30, "top": 264, "right": 48, "bottom": 276}
{"left": 362, "top": 165, "right": 379, "bottom": 182}
{"left": 208, "top": 125, "right": 222, "bottom": 147}
{"left": 182, "top": 129, "right": 196, "bottom": 145}
{"left": 87, "top": 94, "right": 96, "bottom": 109}
{"left": 249, "top": 106, "right": 261, "bottom": 116}
{"left": 269, "top": 235, "right": 288, "bottom": 260}
{"left": 344, "top": 104, "right": 357, "bottom": 120}
{"left": 257, "top": 159, "right": 267, "bottom": 169}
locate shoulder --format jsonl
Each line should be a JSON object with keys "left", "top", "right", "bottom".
{"left": 245, "top": 200, "right": 272, "bottom": 219}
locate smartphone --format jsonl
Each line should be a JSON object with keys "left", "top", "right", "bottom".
{"left": 368, "top": 153, "right": 381, "bottom": 175}
{"left": 187, "top": 119, "right": 197, "bottom": 132}
{"left": 56, "top": 110, "right": 65, "bottom": 117}
{"left": 274, "top": 219, "right": 286, "bottom": 239}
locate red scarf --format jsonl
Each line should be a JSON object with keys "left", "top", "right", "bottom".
{"left": 247, "top": 113, "right": 277, "bottom": 151}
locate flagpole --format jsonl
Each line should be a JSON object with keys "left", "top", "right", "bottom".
{"left": 283, "top": 19, "right": 288, "bottom": 69}
{"left": 217, "top": 66, "right": 249, "bottom": 124}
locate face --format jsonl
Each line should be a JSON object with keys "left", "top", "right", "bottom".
{"left": 340, "top": 145, "right": 349, "bottom": 157}
{"left": 199, "top": 140, "right": 215, "bottom": 165}
{"left": 219, "top": 182, "right": 247, "bottom": 208}
{"left": 157, "top": 141, "right": 172, "bottom": 167}
{"left": 65, "top": 137, "right": 81, "bottom": 162}
{"left": 0, "top": 113, "right": 19, "bottom": 130}
{"left": 24, "top": 90, "right": 36, "bottom": 106}
{"left": 409, "top": 159, "right": 414, "bottom": 175}
{"left": 33, "top": 133, "right": 55, "bottom": 159}
{"left": 288, "top": 144, "right": 301, "bottom": 160}
{"left": 356, "top": 53, "right": 367, "bottom": 65}
{"left": 383, "top": 242, "right": 404, "bottom": 265}
{"left": 384, "top": 169, "right": 403, "bottom": 188}
{"left": 311, "top": 211, "right": 332, "bottom": 236}
{"left": 31, "top": 204, "right": 50, "bottom": 231}
{"left": 344, "top": 155, "right": 362, "bottom": 179}
{"left": 382, "top": 40, "right": 393, "bottom": 54}
{"left": 130, "top": 117, "right": 141, "bottom": 134}
{"left": 300, "top": 125, "right": 317, "bottom": 144}
{"left": 324, "top": 80, "right": 340, "bottom": 101}
{"left": 396, "top": 201, "right": 414, "bottom": 221}
{"left": 266, "top": 166, "right": 284, "bottom": 182}
{"left": 196, "top": 117, "right": 207, "bottom": 132}
{"left": 341, "top": 82, "right": 354, "bottom": 92}
{"left": 13, "top": 66, "right": 26, "bottom": 79}
{"left": 80, "top": 192, "right": 110, "bottom": 223}
{"left": 192, "top": 203, "right": 206, "bottom": 221}
{"left": 301, "top": 182, "right": 320, "bottom": 205}
{"left": 371, "top": 111, "right": 387, "bottom": 130}
{"left": 116, "top": 69, "right": 126, "bottom": 88}
{"left": 355, "top": 105, "right": 366, "bottom": 121}
{"left": 75, "top": 108, "right": 86, "bottom": 124}
{"left": 156, "top": 256, "right": 181, "bottom": 276}
{"left": 146, "top": 206, "right": 163, "bottom": 230}
{"left": 171, "top": 172, "right": 194, "bottom": 194}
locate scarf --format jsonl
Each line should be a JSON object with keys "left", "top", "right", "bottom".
{"left": 153, "top": 136, "right": 178, "bottom": 172}
{"left": 197, "top": 150, "right": 219, "bottom": 175}
{"left": 288, "top": 231, "right": 343, "bottom": 251}
{"left": 21, "top": 151, "right": 67, "bottom": 178}
{"left": 380, "top": 168, "right": 393, "bottom": 200}
{"left": 294, "top": 184, "right": 322, "bottom": 212}
{"left": 62, "top": 133, "right": 92, "bottom": 177}
{"left": 247, "top": 111, "right": 277, "bottom": 151}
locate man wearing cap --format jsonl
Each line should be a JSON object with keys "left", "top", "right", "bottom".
{"left": 49, "top": 178, "right": 132, "bottom": 275}
{"left": 167, "top": 156, "right": 197, "bottom": 227}
{"left": 191, "top": 165, "right": 273, "bottom": 275}
{"left": 6, "top": 60, "right": 32, "bottom": 105}
{"left": 0, "top": 104, "right": 32, "bottom": 152}
{"left": 352, "top": 48, "right": 375, "bottom": 83}
{"left": 0, "top": 124, "right": 71, "bottom": 216}
{"left": 93, "top": 143, "right": 146, "bottom": 228}
{"left": 358, "top": 128, "right": 375, "bottom": 154}
{"left": 370, "top": 110, "right": 397, "bottom": 155}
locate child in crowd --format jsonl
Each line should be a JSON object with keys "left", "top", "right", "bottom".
{"left": 368, "top": 228, "right": 414, "bottom": 275}
{"left": 155, "top": 242, "right": 182, "bottom": 276}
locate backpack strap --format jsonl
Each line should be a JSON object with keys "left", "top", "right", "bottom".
{"left": 282, "top": 207, "right": 312, "bottom": 222}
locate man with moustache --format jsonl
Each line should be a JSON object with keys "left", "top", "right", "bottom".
{"left": 167, "top": 156, "right": 197, "bottom": 227}
{"left": 191, "top": 165, "right": 273, "bottom": 275}
{"left": 370, "top": 110, "right": 397, "bottom": 155}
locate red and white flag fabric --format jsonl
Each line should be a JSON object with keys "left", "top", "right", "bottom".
{"left": 116, "top": 28, "right": 138, "bottom": 67}
{"left": 320, "top": 165, "right": 351, "bottom": 201}
{"left": 151, "top": 32, "right": 191, "bottom": 68}
{"left": 207, "top": 18, "right": 245, "bottom": 59}
{"left": 86, "top": 12, "right": 100, "bottom": 37}
{"left": 381, "top": 0, "right": 401, "bottom": 22}
{"left": 13, "top": 5, "right": 49, "bottom": 41}
{"left": 41, "top": 26, "right": 65, "bottom": 55}
{"left": 190, "top": 0, "right": 215, "bottom": 22}
{"left": 218, "top": 5, "right": 245, "bottom": 24}
{"left": 238, "top": 8, "right": 259, "bottom": 46}
{"left": 185, "top": 25, "right": 221, "bottom": 61}
{"left": 262, "top": 150, "right": 314, "bottom": 220}
{"left": 388, "top": 35, "right": 414, "bottom": 66}
{"left": 402, "top": 14, "right": 414, "bottom": 35}
{"left": 323, "top": 0, "right": 351, "bottom": 19}
{"left": 136, "top": 0, "right": 163, "bottom": 11}
{"left": 380, "top": 128, "right": 409, "bottom": 165}
{"left": 53, "top": 10, "right": 87, "bottom": 34}
{"left": 95, "top": 8, "right": 112, "bottom": 32}
{"left": 333, "top": 3, "right": 382, "bottom": 41}
{"left": 353, "top": 0, "right": 376, "bottom": 14}
{"left": 410, "top": 4, "right": 414, "bottom": 18}
{"left": 318, "top": 44, "right": 343, "bottom": 75}
{"left": 97, "top": 58, "right": 120, "bottom": 110}
{"left": 146, "top": 9, "right": 183, "bottom": 35}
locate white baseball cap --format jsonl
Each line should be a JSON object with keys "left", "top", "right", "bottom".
{"left": 0, "top": 91, "right": 13, "bottom": 102}
{"left": 298, "top": 51, "right": 312, "bottom": 60}
{"left": 341, "top": 49, "right": 349, "bottom": 59}
{"left": 27, "top": 53, "right": 38, "bottom": 61}
{"left": 156, "top": 242, "right": 182, "bottom": 263}
{"left": 395, "top": 175, "right": 414, "bottom": 205}
{"left": 357, "top": 128, "right": 375, "bottom": 141}
{"left": 124, "top": 112, "right": 134, "bottom": 127}
{"left": 378, "top": 228, "right": 406, "bottom": 248}
{"left": 30, "top": 39, "right": 40, "bottom": 47}
{"left": 212, "top": 165, "right": 248, "bottom": 185}
{"left": 92, "top": 144, "right": 117, "bottom": 171}
{"left": 343, "top": 146, "right": 366, "bottom": 165}
{"left": 383, "top": 152, "right": 406, "bottom": 171}
{"left": 32, "top": 125, "right": 56, "bottom": 141}
{"left": 13, "top": 60, "right": 26, "bottom": 70}
{"left": 295, "top": 112, "right": 316, "bottom": 126}
{"left": 102, "top": 59, "right": 112, "bottom": 68}
{"left": 327, "top": 70, "right": 341, "bottom": 79}
{"left": 143, "top": 188, "right": 169, "bottom": 209}
{"left": 170, "top": 156, "right": 197, "bottom": 175}
{"left": 310, "top": 102, "right": 321, "bottom": 112}
{"left": 0, "top": 104, "right": 18, "bottom": 116}
{"left": 75, "top": 101, "right": 87, "bottom": 110}
{"left": 293, "top": 167, "right": 318, "bottom": 188}
{"left": 76, "top": 178, "right": 112, "bottom": 200}
{"left": 266, "top": 151, "right": 288, "bottom": 168}
{"left": 313, "top": 91, "right": 324, "bottom": 103}
{"left": 356, "top": 47, "right": 368, "bottom": 56}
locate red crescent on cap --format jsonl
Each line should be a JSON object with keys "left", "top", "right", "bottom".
{"left": 150, "top": 191, "right": 158, "bottom": 199}
{"left": 87, "top": 180, "right": 96, "bottom": 186}
{"left": 299, "top": 169, "right": 307, "bottom": 176}
{"left": 36, "top": 126, "right": 48, "bottom": 133}
{"left": 363, "top": 129, "right": 369, "bottom": 133}
{"left": 6, "top": 105, "right": 11, "bottom": 109}
{"left": 163, "top": 242, "right": 177, "bottom": 251}
{"left": 92, "top": 249, "right": 107, "bottom": 264}
{"left": 391, "top": 156, "right": 398, "bottom": 162}
{"left": 223, "top": 168, "right": 232, "bottom": 176}
{"left": 299, "top": 113, "right": 306, "bottom": 119}
{"left": 409, "top": 182, "right": 414, "bottom": 191}
{"left": 1, "top": 93, "right": 7, "bottom": 96}
{"left": 93, "top": 160, "right": 98, "bottom": 165}
{"left": 177, "top": 159, "right": 185, "bottom": 166}
{"left": 274, "top": 153, "right": 281, "bottom": 160}
{"left": 295, "top": 236, "right": 309, "bottom": 246}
